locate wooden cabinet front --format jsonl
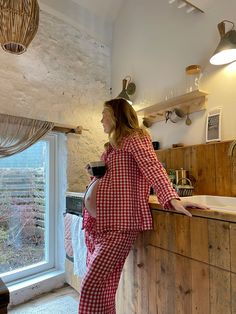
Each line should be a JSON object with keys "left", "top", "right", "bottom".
{"left": 117, "top": 211, "right": 236, "bottom": 314}
{"left": 155, "top": 141, "right": 236, "bottom": 196}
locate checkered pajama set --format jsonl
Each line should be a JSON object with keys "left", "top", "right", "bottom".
{"left": 78, "top": 134, "right": 179, "bottom": 314}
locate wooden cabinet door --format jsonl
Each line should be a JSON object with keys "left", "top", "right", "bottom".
{"left": 116, "top": 233, "right": 148, "bottom": 314}
{"left": 117, "top": 217, "right": 235, "bottom": 314}
{"left": 147, "top": 245, "right": 210, "bottom": 314}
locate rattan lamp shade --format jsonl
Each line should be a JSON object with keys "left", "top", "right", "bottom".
{"left": 0, "top": 0, "right": 39, "bottom": 54}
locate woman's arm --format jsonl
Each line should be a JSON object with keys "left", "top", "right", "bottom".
{"left": 127, "top": 135, "right": 208, "bottom": 216}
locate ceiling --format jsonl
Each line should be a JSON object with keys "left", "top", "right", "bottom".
{"left": 71, "top": 0, "right": 125, "bottom": 22}
{"left": 39, "top": 0, "right": 215, "bottom": 26}
{"left": 38, "top": 0, "right": 216, "bottom": 46}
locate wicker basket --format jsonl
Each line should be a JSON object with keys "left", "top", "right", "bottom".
{"left": 174, "top": 178, "right": 194, "bottom": 197}
{"left": 0, "top": 0, "right": 39, "bottom": 54}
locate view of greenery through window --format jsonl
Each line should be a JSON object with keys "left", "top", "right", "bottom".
{"left": 0, "top": 141, "right": 47, "bottom": 275}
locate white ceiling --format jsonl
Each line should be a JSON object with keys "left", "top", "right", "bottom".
{"left": 38, "top": 0, "right": 216, "bottom": 46}
{"left": 39, "top": 0, "right": 123, "bottom": 45}
{"left": 39, "top": 0, "right": 215, "bottom": 26}
{"left": 71, "top": 0, "right": 125, "bottom": 22}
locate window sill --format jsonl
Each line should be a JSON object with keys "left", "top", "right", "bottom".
{"left": 7, "top": 269, "right": 66, "bottom": 307}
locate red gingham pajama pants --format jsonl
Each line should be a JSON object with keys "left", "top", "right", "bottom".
{"left": 78, "top": 219, "right": 139, "bottom": 314}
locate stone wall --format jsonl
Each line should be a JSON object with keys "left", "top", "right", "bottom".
{"left": 0, "top": 10, "right": 111, "bottom": 191}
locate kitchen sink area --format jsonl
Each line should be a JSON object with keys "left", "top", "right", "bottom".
{"left": 182, "top": 195, "right": 236, "bottom": 211}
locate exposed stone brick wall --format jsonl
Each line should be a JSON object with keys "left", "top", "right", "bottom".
{"left": 0, "top": 10, "right": 111, "bottom": 192}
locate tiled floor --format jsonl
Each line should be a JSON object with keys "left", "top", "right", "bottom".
{"left": 8, "top": 285, "right": 79, "bottom": 313}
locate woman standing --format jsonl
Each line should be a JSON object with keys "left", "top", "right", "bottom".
{"left": 79, "top": 98, "right": 208, "bottom": 314}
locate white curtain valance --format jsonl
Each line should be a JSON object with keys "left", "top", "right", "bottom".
{"left": 0, "top": 113, "right": 54, "bottom": 158}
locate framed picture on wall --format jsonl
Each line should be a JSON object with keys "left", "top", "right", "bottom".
{"left": 206, "top": 107, "right": 222, "bottom": 142}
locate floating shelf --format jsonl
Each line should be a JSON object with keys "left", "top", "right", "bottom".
{"left": 136, "top": 90, "right": 208, "bottom": 127}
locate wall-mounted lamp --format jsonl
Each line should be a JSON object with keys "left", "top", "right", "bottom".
{"left": 117, "top": 76, "right": 136, "bottom": 104}
{"left": 0, "top": 0, "right": 39, "bottom": 55}
{"left": 210, "top": 20, "right": 236, "bottom": 65}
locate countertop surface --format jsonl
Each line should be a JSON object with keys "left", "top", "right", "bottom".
{"left": 149, "top": 195, "right": 236, "bottom": 223}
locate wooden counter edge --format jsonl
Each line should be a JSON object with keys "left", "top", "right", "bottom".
{"left": 149, "top": 195, "right": 236, "bottom": 223}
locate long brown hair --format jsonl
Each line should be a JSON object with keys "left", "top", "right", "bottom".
{"left": 104, "top": 98, "right": 149, "bottom": 147}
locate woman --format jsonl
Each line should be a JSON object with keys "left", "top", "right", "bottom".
{"left": 79, "top": 98, "right": 208, "bottom": 314}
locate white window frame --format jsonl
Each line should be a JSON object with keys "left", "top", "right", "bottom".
{"left": 1, "top": 132, "right": 59, "bottom": 284}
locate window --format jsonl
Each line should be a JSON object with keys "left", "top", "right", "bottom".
{"left": 0, "top": 133, "right": 58, "bottom": 283}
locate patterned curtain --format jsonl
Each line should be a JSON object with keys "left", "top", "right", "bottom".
{"left": 0, "top": 114, "right": 54, "bottom": 157}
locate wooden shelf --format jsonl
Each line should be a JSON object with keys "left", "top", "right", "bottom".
{"left": 136, "top": 90, "right": 208, "bottom": 126}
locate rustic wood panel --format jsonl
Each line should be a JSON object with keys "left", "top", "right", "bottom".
{"left": 147, "top": 210, "right": 234, "bottom": 272}
{"left": 155, "top": 246, "right": 176, "bottom": 314}
{"left": 215, "top": 141, "right": 232, "bottom": 196}
{"left": 147, "top": 245, "right": 177, "bottom": 314}
{"left": 147, "top": 245, "right": 158, "bottom": 314}
{"left": 209, "top": 266, "right": 231, "bottom": 314}
{"left": 133, "top": 233, "right": 148, "bottom": 314}
{"left": 231, "top": 154, "right": 236, "bottom": 196}
{"left": 155, "top": 141, "right": 234, "bottom": 196}
{"left": 208, "top": 220, "right": 230, "bottom": 271}
{"left": 117, "top": 211, "right": 236, "bottom": 314}
{"left": 232, "top": 272, "right": 236, "bottom": 314}
{"left": 155, "top": 149, "right": 171, "bottom": 169}
{"left": 190, "top": 217, "right": 209, "bottom": 263}
{"left": 230, "top": 223, "right": 236, "bottom": 273}
{"left": 174, "top": 251, "right": 192, "bottom": 314}
{"left": 174, "top": 214, "right": 191, "bottom": 256}
{"left": 191, "top": 260, "right": 210, "bottom": 314}
{"left": 183, "top": 146, "right": 193, "bottom": 175}
{"left": 191, "top": 143, "right": 216, "bottom": 195}
{"left": 148, "top": 211, "right": 191, "bottom": 257}
{"left": 117, "top": 233, "right": 148, "bottom": 314}
{"left": 147, "top": 245, "right": 211, "bottom": 314}
{"left": 169, "top": 147, "right": 185, "bottom": 170}
{"left": 148, "top": 211, "right": 175, "bottom": 251}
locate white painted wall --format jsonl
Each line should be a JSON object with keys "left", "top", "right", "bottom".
{"left": 39, "top": 0, "right": 113, "bottom": 46}
{"left": 0, "top": 10, "right": 110, "bottom": 191}
{"left": 112, "top": 0, "right": 236, "bottom": 148}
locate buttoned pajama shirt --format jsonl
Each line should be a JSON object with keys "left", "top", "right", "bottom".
{"left": 79, "top": 134, "right": 179, "bottom": 314}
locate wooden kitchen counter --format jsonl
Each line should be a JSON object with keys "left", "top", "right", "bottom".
{"left": 149, "top": 194, "right": 236, "bottom": 223}
{"left": 117, "top": 195, "right": 236, "bottom": 314}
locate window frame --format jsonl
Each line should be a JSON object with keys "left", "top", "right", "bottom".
{"left": 1, "top": 132, "right": 59, "bottom": 284}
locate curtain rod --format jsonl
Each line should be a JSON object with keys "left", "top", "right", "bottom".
{"left": 53, "top": 123, "right": 89, "bottom": 134}
{"left": 0, "top": 112, "right": 89, "bottom": 135}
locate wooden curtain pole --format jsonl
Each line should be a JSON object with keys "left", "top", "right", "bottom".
{"left": 52, "top": 123, "right": 89, "bottom": 134}
{"left": 0, "top": 112, "right": 89, "bottom": 135}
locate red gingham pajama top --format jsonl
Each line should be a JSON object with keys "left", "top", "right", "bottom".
{"left": 83, "top": 133, "right": 178, "bottom": 232}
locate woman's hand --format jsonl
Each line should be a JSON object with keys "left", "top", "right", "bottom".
{"left": 170, "top": 199, "right": 209, "bottom": 217}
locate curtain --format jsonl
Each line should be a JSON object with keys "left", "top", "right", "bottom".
{"left": 0, "top": 114, "right": 54, "bottom": 157}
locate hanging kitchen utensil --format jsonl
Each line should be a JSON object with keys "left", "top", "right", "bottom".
{"left": 185, "top": 107, "right": 192, "bottom": 126}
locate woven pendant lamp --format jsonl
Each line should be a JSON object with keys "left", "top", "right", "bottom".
{"left": 0, "top": 0, "right": 39, "bottom": 54}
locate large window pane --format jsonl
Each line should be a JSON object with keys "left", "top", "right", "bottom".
{"left": 0, "top": 141, "right": 49, "bottom": 276}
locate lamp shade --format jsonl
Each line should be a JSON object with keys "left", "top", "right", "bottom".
{"left": 210, "top": 21, "right": 236, "bottom": 65}
{"left": 117, "top": 77, "right": 136, "bottom": 104}
{"left": 0, "top": 0, "right": 39, "bottom": 54}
